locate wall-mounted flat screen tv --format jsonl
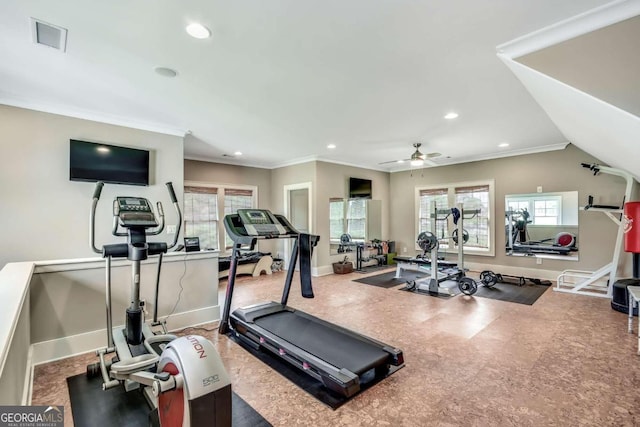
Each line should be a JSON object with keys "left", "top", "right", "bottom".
{"left": 349, "top": 177, "right": 372, "bottom": 199}
{"left": 70, "top": 139, "right": 150, "bottom": 186}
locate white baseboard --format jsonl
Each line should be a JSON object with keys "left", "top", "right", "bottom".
{"left": 31, "top": 305, "right": 220, "bottom": 365}
{"left": 464, "top": 262, "right": 560, "bottom": 281}
{"left": 314, "top": 265, "right": 335, "bottom": 276}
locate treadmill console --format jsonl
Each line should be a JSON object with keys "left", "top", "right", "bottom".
{"left": 237, "top": 209, "right": 287, "bottom": 236}
{"left": 114, "top": 197, "right": 158, "bottom": 228}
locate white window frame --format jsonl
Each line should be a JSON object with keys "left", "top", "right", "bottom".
{"left": 329, "top": 199, "right": 346, "bottom": 243}
{"left": 184, "top": 181, "right": 258, "bottom": 254}
{"left": 506, "top": 194, "right": 563, "bottom": 226}
{"left": 346, "top": 198, "right": 368, "bottom": 241}
{"left": 415, "top": 179, "right": 495, "bottom": 256}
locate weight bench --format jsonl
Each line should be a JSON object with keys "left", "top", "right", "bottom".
{"left": 218, "top": 252, "right": 273, "bottom": 279}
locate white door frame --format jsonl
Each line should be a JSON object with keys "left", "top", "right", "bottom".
{"left": 283, "top": 182, "right": 312, "bottom": 270}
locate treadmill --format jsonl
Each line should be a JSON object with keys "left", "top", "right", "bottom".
{"left": 218, "top": 209, "right": 404, "bottom": 398}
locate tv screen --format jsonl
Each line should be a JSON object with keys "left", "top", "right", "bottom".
{"left": 349, "top": 177, "right": 372, "bottom": 199}
{"left": 70, "top": 139, "right": 150, "bottom": 186}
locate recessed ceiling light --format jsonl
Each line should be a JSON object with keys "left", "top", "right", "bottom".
{"left": 154, "top": 67, "right": 178, "bottom": 78}
{"left": 186, "top": 23, "right": 211, "bottom": 39}
{"left": 444, "top": 112, "right": 459, "bottom": 120}
{"left": 234, "top": 151, "right": 242, "bottom": 156}
{"left": 498, "top": 142, "right": 509, "bottom": 148}
{"left": 327, "top": 144, "right": 336, "bottom": 149}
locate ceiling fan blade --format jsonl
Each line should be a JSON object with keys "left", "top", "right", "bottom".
{"left": 426, "top": 152, "right": 441, "bottom": 158}
{"left": 378, "top": 158, "right": 410, "bottom": 165}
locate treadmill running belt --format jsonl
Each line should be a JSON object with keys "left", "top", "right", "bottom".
{"left": 254, "top": 311, "right": 389, "bottom": 375}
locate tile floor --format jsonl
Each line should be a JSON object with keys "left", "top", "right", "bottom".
{"left": 31, "top": 269, "right": 640, "bottom": 426}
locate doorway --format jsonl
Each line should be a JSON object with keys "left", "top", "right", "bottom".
{"left": 283, "top": 182, "right": 312, "bottom": 270}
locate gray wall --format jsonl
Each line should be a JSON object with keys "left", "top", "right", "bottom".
{"left": 185, "top": 160, "right": 392, "bottom": 271}
{"left": 315, "top": 161, "right": 390, "bottom": 269}
{"left": 30, "top": 255, "right": 218, "bottom": 347}
{"left": 184, "top": 146, "right": 633, "bottom": 276}
{"left": 390, "top": 144, "right": 633, "bottom": 274}
{"left": 184, "top": 159, "right": 274, "bottom": 254}
{"left": 270, "top": 162, "right": 317, "bottom": 265}
{"left": 184, "top": 159, "right": 273, "bottom": 211}
{"left": 0, "top": 105, "right": 184, "bottom": 269}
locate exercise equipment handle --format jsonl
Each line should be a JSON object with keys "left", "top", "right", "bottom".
{"left": 166, "top": 182, "right": 178, "bottom": 203}
{"left": 90, "top": 181, "right": 105, "bottom": 254}
{"left": 165, "top": 182, "right": 182, "bottom": 250}
{"left": 581, "top": 162, "right": 600, "bottom": 175}
{"left": 145, "top": 202, "right": 166, "bottom": 236}
{"left": 93, "top": 181, "right": 104, "bottom": 200}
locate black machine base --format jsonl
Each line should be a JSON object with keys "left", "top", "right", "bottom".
{"left": 67, "top": 373, "right": 271, "bottom": 427}
{"left": 612, "top": 279, "right": 640, "bottom": 316}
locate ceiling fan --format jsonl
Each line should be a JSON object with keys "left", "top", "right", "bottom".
{"left": 379, "top": 143, "right": 441, "bottom": 166}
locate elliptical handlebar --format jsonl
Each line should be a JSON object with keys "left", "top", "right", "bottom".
{"left": 90, "top": 182, "right": 105, "bottom": 254}
{"left": 165, "top": 182, "right": 182, "bottom": 250}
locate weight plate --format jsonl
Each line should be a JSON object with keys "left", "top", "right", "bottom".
{"left": 417, "top": 231, "right": 438, "bottom": 252}
{"left": 458, "top": 277, "right": 478, "bottom": 295}
{"left": 451, "top": 229, "right": 470, "bottom": 245}
{"left": 480, "top": 270, "right": 498, "bottom": 287}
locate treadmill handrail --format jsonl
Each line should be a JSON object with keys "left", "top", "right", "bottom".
{"left": 219, "top": 210, "right": 319, "bottom": 335}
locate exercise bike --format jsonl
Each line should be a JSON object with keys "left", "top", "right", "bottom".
{"left": 87, "top": 181, "right": 231, "bottom": 427}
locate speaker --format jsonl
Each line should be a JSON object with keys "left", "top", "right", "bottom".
{"left": 184, "top": 237, "right": 200, "bottom": 252}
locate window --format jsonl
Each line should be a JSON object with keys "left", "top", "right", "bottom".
{"left": 183, "top": 186, "right": 218, "bottom": 251}
{"left": 506, "top": 195, "right": 562, "bottom": 225}
{"left": 184, "top": 182, "right": 257, "bottom": 252}
{"left": 347, "top": 199, "right": 367, "bottom": 240}
{"left": 416, "top": 180, "right": 494, "bottom": 255}
{"left": 329, "top": 198, "right": 345, "bottom": 240}
{"left": 455, "top": 185, "right": 490, "bottom": 249}
{"left": 418, "top": 188, "right": 449, "bottom": 247}
{"left": 223, "top": 188, "right": 254, "bottom": 248}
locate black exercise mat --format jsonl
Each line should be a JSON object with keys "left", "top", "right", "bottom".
{"left": 228, "top": 334, "right": 402, "bottom": 410}
{"left": 354, "top": 265, "right": 395, "bottom": 274}
{"left": 352, "top": 270, "right": 425, "bottom": 288}
{"left": 67, "top": 373, "right": 270, "bottom": 427}
{"left": 472, "top": 282, "right": 549, "bottom": 305}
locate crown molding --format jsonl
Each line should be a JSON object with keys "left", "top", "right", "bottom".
{"left": 389, "top": 142, "right": 570, "bottom": 173}
{"left": 0, "top": 93, "right": 188, "bottom": 137}
{"left": 496, "top": 0, "right": 640, "bottom": 59}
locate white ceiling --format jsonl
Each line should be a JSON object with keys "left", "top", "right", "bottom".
{"left": 0, "top": 0, "right": 618, "bottom": 171}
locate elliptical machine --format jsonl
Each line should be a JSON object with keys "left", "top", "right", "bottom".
{"left": 87, "top": 181, "right": 231, "bottom": 427}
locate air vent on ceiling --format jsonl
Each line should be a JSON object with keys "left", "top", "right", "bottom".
{"left": 30, "top": 18, "right": 67, "bottom": 52}
{"left": 427, "top": 155, "right": 452, "bottom": 165}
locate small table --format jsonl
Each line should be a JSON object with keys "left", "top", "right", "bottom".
{"left": 627, "top": 286, "right": 640, "bottom": 355}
